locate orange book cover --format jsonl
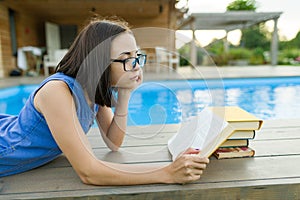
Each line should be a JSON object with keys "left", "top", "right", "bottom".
{"left": 214, "top": 147, "right": 255, "bottom": 159}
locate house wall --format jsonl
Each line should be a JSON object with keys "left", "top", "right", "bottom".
{"left": 14, "top": 12, "right": 45, "bottom": 47}
{"left": 127, "top": 3, "right": 176, "bottom": 52}
{"left": 0, "top": 1, "right": 177, "bottom": 77}
{"left": 0, "top": 4, "right": 45, "bottom": 77}
{"left": 0, "top": 4, "right": 13, "bottom": 77}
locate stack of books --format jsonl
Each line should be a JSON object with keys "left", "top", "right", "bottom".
{"left": 213, "top": 107, "right": 263, "bottom": 159}
{"left": 167, "top": 106, "right": 263, "bottom": 161}
{"left": 168, "top": 106, "right": 262, "bottom": 160}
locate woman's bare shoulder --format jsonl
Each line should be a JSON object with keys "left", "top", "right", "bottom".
{"left": 34, "top": 80, "right": 72, "bottom": 113}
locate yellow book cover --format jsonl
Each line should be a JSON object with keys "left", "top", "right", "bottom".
{"left": 229, "top": 130, "right": 255, "bottom": 140}
{"left": 209, "top": 106, "right": 263, "bottom": 130}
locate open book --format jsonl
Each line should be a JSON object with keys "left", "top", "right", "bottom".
{"left": 167, "top": 106, "right": 263, "bottom": 160}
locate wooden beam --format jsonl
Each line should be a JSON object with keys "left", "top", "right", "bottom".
{"left": 176, "top": 16, "right": 194, "bottom": 30}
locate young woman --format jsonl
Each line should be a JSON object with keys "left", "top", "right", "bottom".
{"left": 0, "top": 19, "right": 209, "bottom": 185}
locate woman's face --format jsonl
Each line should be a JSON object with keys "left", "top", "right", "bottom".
{"left": 110, "top": 32, "right": 143, "bottom": 90}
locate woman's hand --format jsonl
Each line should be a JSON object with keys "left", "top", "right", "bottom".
{"left": 164, "top": 148, "right": 209, "bottom": 184}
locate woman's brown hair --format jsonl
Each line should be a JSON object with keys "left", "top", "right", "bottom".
{"left": 56, "top": 18, "right": 131, "bottom": 107}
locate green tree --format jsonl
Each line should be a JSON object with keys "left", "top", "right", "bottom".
{"left": 205, "top": 39, "right": 229, "bottom": 66}
{"left": 178, "top": 44, "right": 190, "bottom": 66}
{"left": 280, "top": 31, "right": 300, "bottom": 50}
{"left": 227, "top": 0, "right": 257, "bottom": 11}
{"left": 240, "top": 24, "right": 270, "bottom": 50}
{"left": 278, "top": 31, "right": 300, "bottom": 65}
{"left": 227, "top": 0, "right": 270, "bottom": 52}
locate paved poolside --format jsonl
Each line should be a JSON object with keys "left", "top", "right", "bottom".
{"left": 143, "top": 65, "right": 300, "bottom": 80}
{"left": 0, "top": 65, "right": 300, "bottom": 88}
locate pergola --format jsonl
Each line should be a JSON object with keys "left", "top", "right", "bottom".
{"left": 178, "top": 11, "right": 282, "bottom": 66}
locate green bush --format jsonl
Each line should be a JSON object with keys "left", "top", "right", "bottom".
{"left": 249, "top": 47, "right": 265, "bottom": 65}
{"left": 278, "top": 48, "right": 300, "bottom": 65}
{"left": 211, "top": 53, "right": 229, "bottom": 66}
{"left": 228, "top": 48, "right": 252, "bottom": 60}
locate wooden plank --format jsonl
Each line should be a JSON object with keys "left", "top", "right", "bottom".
{"left": 4, "top": 151, "right": 300, "bottom": 188}
{"left": 88, "top": 131, "right": 175, "bottom": 148}
{"left": 2, "top": 121, "right": 300, "bottom": 199}
{"left": 2, "top": 180, "right": 300, "bottom": 200}
{"left": 256, "top": 126, "right": 300, "bottom": 140}
{"left": 32, "top": 137, "right": 300, "bottom": 169}
{"left": 2, "top": 156, "right": 300, "bottom": 199}
{"left": 89, "top": 128, "right": 300, "bottom": 148}
{"left": 87, "top": 120, "right": 300, "bottom": 146}
{"left": 44, "top": 124, "right": 300, "bottom": 168}
{"left": 35, "top": 146, "right": 171, "bottom": 169}
{"left": 250, "top": 139, "right": 300, "bottom": 157}
{"left": 87, "top": 126, "right": 300, "bottom": 148}
{"left": 88, "top": 123, "right": 179, "bottom": 136}
{"left": 94, "top": 146, "right": 171, "bottom": 164}
{"left": 262, "top": 119, "right": 300, "bottom": 128}
{"left": 93, "top": 139, "right": 300, "bottom": 163}
{"left": 87, "top": 124, "right": 179, "bottom": 148}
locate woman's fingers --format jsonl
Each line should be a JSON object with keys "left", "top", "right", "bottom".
{"left": 173, "top": 155, "right": 208, "bottom": 180}
{"left": 180, "top": 154, "right": 209, "bottom": 165}
{"left": 182, "top": 147, "right": 200, "bottom": 155}
{"left": 192, "top": 155, "right": 210, "bottom": 165}
{"left": 182, "top": 167, "right": 203, "bottom": 183}
{"left": 168, "top": 153, "right": 210, "bottom": 184}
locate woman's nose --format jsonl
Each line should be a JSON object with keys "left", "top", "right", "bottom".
{"left": 133, "top": 62, "right": 141, "bottom": 71}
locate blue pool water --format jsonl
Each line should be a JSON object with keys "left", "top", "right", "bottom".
{"left": 1, "top": 77, "right": 300, "bottom": 125}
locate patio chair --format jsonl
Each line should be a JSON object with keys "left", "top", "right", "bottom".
{"left": 155, "top": 47, "right": 179, "bottom": 72}
{"left": 43, "top": 49, "right": 68, "bottom": 76}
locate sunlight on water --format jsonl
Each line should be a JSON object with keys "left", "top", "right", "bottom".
{"left": 1, "top": 77, "right": 300, "bottom": 125}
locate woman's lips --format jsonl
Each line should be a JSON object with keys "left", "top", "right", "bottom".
{"left": 130, "top": 75, "right": 139, "bottom": 81}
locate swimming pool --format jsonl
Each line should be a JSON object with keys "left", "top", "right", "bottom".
{"left": 1, "top": 76, "right": 300, "bottom": 125}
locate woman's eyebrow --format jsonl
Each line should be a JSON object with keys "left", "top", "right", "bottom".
{"left": 119, "top": 50, "right": 139, "bottom": 56}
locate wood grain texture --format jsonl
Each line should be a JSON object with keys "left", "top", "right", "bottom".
{"left": 1, "top": 119, "right": 300, "bottom": 199}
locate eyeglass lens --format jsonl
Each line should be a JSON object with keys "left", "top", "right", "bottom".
{"left": 125, "top": 55, "right": 146, "bottom": 71}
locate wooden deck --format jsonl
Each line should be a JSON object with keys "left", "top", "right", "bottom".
{"left": 1, "top": 119, "right": 300, "bottom": 199}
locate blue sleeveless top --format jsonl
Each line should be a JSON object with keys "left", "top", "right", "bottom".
{"left": 0, "top": 73, "right": 98, "bottom": 177}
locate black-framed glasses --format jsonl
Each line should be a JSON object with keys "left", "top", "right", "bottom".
{"left": 111, "top": 54, "right": 147, "bottom": 72}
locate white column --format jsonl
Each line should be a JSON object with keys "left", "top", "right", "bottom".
{"left": 190, "top": 22, "right": 197, "bottom": 67}
{"left": 224, "top": 31, "right": 229, "bottom": 53}
{"left": 271, "top": 18, "right": 279, "bottom": 66}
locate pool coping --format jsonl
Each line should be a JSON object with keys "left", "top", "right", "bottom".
{"left": 1, "top": 65, "right": 300, "bottom": 88}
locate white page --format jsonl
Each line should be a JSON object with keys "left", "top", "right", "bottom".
{"left": 168, "top": 107, "right": 228, "bottom": 160}
{"left": 168, "top": 114, "right": 201, "bottom": 161}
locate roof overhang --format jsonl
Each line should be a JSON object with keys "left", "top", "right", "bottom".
{"left": 178, "top": 11, "right": 282, "bottom": 31}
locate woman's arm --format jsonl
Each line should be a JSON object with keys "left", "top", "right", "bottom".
{"left": 96, "top": 88, "right": 131, "bottom": 151}
{"left": 34, "top": 81, "right": 209, "bottom": 186}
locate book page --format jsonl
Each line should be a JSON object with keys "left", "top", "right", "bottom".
{"left": 168, "top": 107, "right": 228, "bottom": 160}
{"left": 167, "top": 114, "right": 201, "bottom": 161}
